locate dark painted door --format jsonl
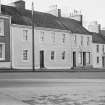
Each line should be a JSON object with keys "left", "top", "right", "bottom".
{"left": 102, "top": 57, "right": 105, "bottom": 68}
{"left": 83, "top": 52, "right": 86, "bottom": 66}
{"left": 73, "top": 52, "right": 76, "bottom": 67}
{"left": 40, "top": 50, "right": 44, "bottom": 68}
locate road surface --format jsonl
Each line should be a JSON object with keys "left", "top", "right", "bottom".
{"left": 0, "top": 71, "right": 105, "bottom": 79}
{"left": 0, "top": 72, "right": 105, "bottom": 105}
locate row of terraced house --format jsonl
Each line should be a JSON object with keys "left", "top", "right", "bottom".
{"left": 0, "top": 0, "right": 105, "bottom": 71}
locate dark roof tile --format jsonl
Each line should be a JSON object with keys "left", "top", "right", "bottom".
{"left": 1, "top": 4, "right": 91, "bottom": 35}
{"left": 92, "top": 33, "right": 105, "bottom": 44}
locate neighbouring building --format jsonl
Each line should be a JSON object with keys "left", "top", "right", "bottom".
{"left": 88, "top": 21, "right": 105, "bottom": 69}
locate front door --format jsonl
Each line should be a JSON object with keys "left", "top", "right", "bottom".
{"left": 73, "top": 52, "right": 76, "bottom": 67}
{"left": 40, "top": 50, "right": 44, "bottom": 68}
{"left": 83, "top": 52, "right": 86, "bottom": 66}
{"left": 102, "top": 57, "right": 105, "bottom": 68}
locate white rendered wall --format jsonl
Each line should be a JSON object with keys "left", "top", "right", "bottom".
{"left": 71, "top": 34, "right": 93, "bottom": 67}
{"left": 11, "top": 25, "right": 40, "bottom": 70}
{"left": 37, "top": 30, "right": 72, "bottom": 69}
{"left": 92, "top": 43, "right": 105, "bottom": 68}
{"left": 11, "top": 25, "right": 72, "bottom": 70}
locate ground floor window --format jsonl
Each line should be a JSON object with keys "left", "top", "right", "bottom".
{"left": 51, "top": 51, "right": 54, "bottom": 60}
{"left": 62, "top": 51, "right": 65, "bottom": 60}
{"left": 23, "top": 50, "right": 28, "bottom": 60}
{"left": 0, "top": 43, "right": 5, "bottom": 60}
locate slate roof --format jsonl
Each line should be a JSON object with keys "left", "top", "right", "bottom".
{"left": 1, "top": 4, "right": 91, "bottom": 35}
{"left": 101, "top": 30, "right": 105, "bottom": 36}
{"left": 92, "top": 33, "right": 105, "bottom": 44}
{"left": 1, "top": 4, "right": 105, "bottom": 43}
{"left": 58, "top": 17, "right": 91, "bottom": 34}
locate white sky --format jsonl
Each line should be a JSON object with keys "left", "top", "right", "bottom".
{"left": 1, "top": 0, "right": 105, "bottom": 28}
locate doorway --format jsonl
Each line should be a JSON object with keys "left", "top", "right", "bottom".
{"left": 83, "top": 52, "right": 86, "bottom": 66}
{"left": 40, "top": 50, "right": 44, "bottom": 68}
{"left": 73, "top": 52, "right": 76, "bottom": 67}
{"left": 102, "top": 56, "right": 105, "bottom": 68}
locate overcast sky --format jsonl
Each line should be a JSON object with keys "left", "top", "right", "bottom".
{"left": 1, "top": 0, "right": 105, "bottom": 28}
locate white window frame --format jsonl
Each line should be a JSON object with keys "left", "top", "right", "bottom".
{"left": 23, "top": 30, "right": 28, "bottom": 41}
{"left": 40, "top": 31, "right": 44, "bottom": 42}
{"left": 81, "top": 36, "right": 83, "bottom": 45}
{"left": 62, "top": 34, "right": 66, "bottom": 43}
{"left": 86, "top": 52, "right": 91, "bottom": 64}
{"left": 0, "top": 43, "right": 5, "bottom": 60}
{"left": 23, "top": 49, "right": 28, "bottom": 61}
{"left": 96, "top": 44, "right": 99, "bottom": 53}
{"left": 0, "top": 20, "right": 4, "bottom": 36}
{"left": 74, "top": 35, "right": 77, "bottom": 44}
{"left": 87, "top": 37, "right": 90, "bottom": 46}
{"left": 51, "top": 51, "right": 54, "bottom": 60}
{"left": 78, "top": 52, "right": 82, "bottom": 64}
{"left": 102, "top": 45, "right": 104, "bottom": 53}
{"left": 62, "top": 51, "right": 65, "bottom": 60}
{"left": 51, "top": 32, "right": 55, "bottom": 43}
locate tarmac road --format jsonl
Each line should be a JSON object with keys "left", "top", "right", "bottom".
{"left": 0, "top": 72, "right": 105, "bottom": 105}
{"left": 0, "top": 72, "right": 105, "bottom": 88}
{"left": 0, "top": 72, "right": 105, "bottom": 79}
{"left": 0, "top": 71, "right": 105, "bottom": 79}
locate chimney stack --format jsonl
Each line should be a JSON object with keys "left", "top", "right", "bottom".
{"left": 88, "top": 21, "right": 101, "bottom": 33}
{"left": 58, "top": 9, "right": 61, "bottom": 17}
{"left": 69, "top": 10, "right": 83, "bottom": 25}
{"left": 7, "top": 0, "right": 25, "bottom": 9}
{"left": 47, "top": 5, "right": 61, "bottom": 17}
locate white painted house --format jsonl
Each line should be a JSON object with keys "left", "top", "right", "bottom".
{"left": 0, "top": 0, "right": 94, "bottom": 71}
{"left": 11, "top": 24, "right": 72, "bottom": 70}
{"left": 71, "top": 33, "right": 92, "bottom": 68}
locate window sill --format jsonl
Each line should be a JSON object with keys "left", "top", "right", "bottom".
{"left": 22, "top": 60, "right": 29, "bottom": 62}
{"left": 0, "top": 58, "right": 5, "bottom": 61}
{"left": 0, "top": 33, "right": 4, "bottom": 36}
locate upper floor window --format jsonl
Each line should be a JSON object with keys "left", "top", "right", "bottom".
{"left": 87, "top": 37, "right": 90, "bottom": 45}
{"left": 51, "top": 32, "right": 55, "bottom": 43}
{"left": 102, "top": 45, "right": 104, "bottom": 53}
{"left": 23, "top": 50, "right": 28, "bottom": 60}
{"left": 62, "top": 34, "right": 66, "bottom": 43}
{"left": 81, "top": 36, "right": 83, "bottom": 45}
{"left": 51, "top": 51, "right": 54, "bottom": 60}
{"left": 74, "top": 35, "right": 77, "bottom": 44}
{"left": 23, "top": 30, "right": 28, "bottom": 40}
{"left": 40, "top": 31, "right": 44, "bottom": 42}
{"left": 62, "top": 51, "right": 65, "bottom": 60}
{"left": 0, "top": 20, "right": 4, "bottom": 36}
{"left": 96, "top": 45, "right": 99, "bottom": 53}
{"left": 0, "top": 43, "right": 5, "bottom": 60}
